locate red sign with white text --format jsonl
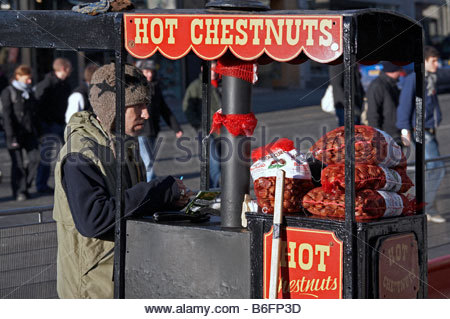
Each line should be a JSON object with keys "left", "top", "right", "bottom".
{"left": 263, "top": 227, "right": 343, "bottom": 299}
{"left": 124, "top": 14, "right": 343, "bottom": 63}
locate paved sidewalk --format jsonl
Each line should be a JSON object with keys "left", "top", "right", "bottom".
{"left": 1, "top": 89, "right": 449, "bottom": 259}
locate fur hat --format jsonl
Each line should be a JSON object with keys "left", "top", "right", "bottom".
{"left": 89, "top": 62, "right": 149, "bottom": 133}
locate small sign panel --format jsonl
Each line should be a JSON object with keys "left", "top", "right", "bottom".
{"left": 124, "top": 14, "right": 343, "bottom": 63}
{"left": 263, "top": 227, "right": 343, "bottom": 299}
{"left": 378, "top": 233, "right": 420, "bottom": 298}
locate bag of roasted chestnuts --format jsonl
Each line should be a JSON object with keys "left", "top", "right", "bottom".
{"left": 251, "top": 138, "right": 314, "bottom": 214}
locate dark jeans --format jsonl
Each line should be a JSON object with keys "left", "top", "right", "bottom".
{"left": 209, "top": 136, "right": 221, "bottom": 189}
{"left": 193, "top": 130, "right": 222, "bottom": 188}
{"left": 408, "top": 130, "right": 445, "bottom": 214}
{"left": 8, "top": 141, "right": 40, "bottom": 198}
{"left": 36, "top": 122, "right": 64, "bottom": 191}
{"left": 335, "top": 107, "right": 361, "bottom": 127}
{"left": 138, "top": 135, "right": 157, "bottom": 182}
{"left": 423, "top": 131, "right": 445, "bottom": 214}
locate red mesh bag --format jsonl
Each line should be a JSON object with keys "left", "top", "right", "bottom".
{"left": 310, "top": 125, "right": 406, "bottom": 168}
{"left": 254, "top": 177, "right": 314, "bottom": 214}
{"left": 251, "top": 139, "right": 314, "bottom": 214}
{"left": 302, "top": 187, "right": 416, "bottom": 221}
{"left": 216, "top": 54, "right": 257, "bottom": 83}
{"left": 321, "top": 164, "right": 413, "bottom": 194}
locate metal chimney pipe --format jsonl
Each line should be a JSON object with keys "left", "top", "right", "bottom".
{"left": 203, "top": 0, "right": 265, "bottom": 228}
{"left": 220, "top": 75, "right": 253, "bottom": 228}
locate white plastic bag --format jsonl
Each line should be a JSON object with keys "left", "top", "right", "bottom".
{"left": 321, "top": 85, "right": 335, "bottom": 114}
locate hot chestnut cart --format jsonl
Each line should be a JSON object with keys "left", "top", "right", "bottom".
{"left": 0, "top": 1, "right": 426, "bottom": 298}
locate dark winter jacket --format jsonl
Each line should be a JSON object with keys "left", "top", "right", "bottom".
{"left": 329, "top": 64, "right": 364, "bottom": 115}
{"left": 72, "top": 82, "right": 92, "bottom": 113}
{"left": 145, "top": 81, "right": 181, "bottom": 137}
{"left": 0, "top": 70, "right": 9, "bottom": 131}
{"left": 34, "top": 72, "right": 72, "bottom": 126}
{"left": 182, "top": 74, "right": 221, "bottom": 131}
{"left": 366, "top": 72, "right": 400, "bottom": 139}
{"left": 0, "top": 85, "right": 39, "bottom": 149}
{"left": 0, "top": 71, "right": 7, "bottom": 93}
{"left": 396, "top": 72, "right": 442, "bottom": 130}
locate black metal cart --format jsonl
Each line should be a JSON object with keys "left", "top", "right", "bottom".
{"left": 0, "top": 1, "right": 426, "bottom": 298}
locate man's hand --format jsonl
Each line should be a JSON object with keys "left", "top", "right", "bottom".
{"left": 173, "top": 179, "right": 194, "bottom": 208}
{"left": 401, "top": 129, "right": 411, "bottom": 147}
{"left": 175, "top": 131, "right": 183, "bottom": 138}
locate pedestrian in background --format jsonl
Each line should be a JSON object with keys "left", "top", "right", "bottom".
{"left": 0, "top": 65, "right": 40, "bottom": 201}
{"left": 329, "top": 63, "right": 365, "bottom": 126}
{"left": 396, "top": 45, "right": 445, "bottom": 223}
{"left": 136, "top": 59, "right": 183, "bottom": 181}
{"left": 182, "top": 61, "right": 222, "bottom": 188}
{"left": 0, "top": 64, "right": 9, "bottom": 131}
{"left": 65, "top": 63, "right": 98, "bottom": 123}
{"left": 34, "top": 57, "right": 72, "bottom": 194}
{"left": 0, "top": 65, "right": 8, "bottom": 185}
{"left": 367, "top": 61, "right": 403, "bottom": 141}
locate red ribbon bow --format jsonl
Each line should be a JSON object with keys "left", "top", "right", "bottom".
{"left": 210, "top": 109, "right": 258, "bottom": 137}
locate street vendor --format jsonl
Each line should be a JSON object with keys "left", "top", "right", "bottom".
{"left": 52, "top": 63, "right": 192, "bottom": 298}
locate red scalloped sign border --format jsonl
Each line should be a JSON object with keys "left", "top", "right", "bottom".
{"left": 124, "top": 14, "right": 343, "bottom": 63}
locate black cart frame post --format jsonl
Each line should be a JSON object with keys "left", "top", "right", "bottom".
{"left": 200, "top": 60, "right": 212, "bottom": 190}
{"left": 414, "top": 39, "right": 427, "bottom": 295}
{"left": 343, "top": 15, "right": 357, "bottom": 298}
{"left": 113, "top": 43, "right": 127, "bottom": 298}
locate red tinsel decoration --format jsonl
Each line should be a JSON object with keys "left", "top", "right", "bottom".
{"left": 210, "top": 109, "right": 257, "bottom": 137}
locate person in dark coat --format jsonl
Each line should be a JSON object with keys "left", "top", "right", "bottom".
{"left": 136, "top": 59, "right": 183, "bottom": 181}
{"left": 366, "top": 61, "right": 403, "bottom": 140}
{"left": 182, "top": 61, "right": 222, "bottom": 188}
{"left": 329, "top": 63, "right": 365, "bottom": 126}
{"left": 0, "top": 65, "right": 40, "bottom": 201}
{"left": 0, "top": 65, "right": 9, "bottom": 132}
{"left": 0, "top": 65, "right": 8, "bottom": 96}
{"left": 65, "top": 63, "right": 98, "bottom": 123}
{"left": 0, "top": 65, "right": 8, "bottom": 184}
{"left": 34, "top": 57, "right": 72, "bottom": 194}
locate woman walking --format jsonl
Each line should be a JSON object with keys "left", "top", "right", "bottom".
{"left": 0, "top": 65, "right": 40, "bottom": 201}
